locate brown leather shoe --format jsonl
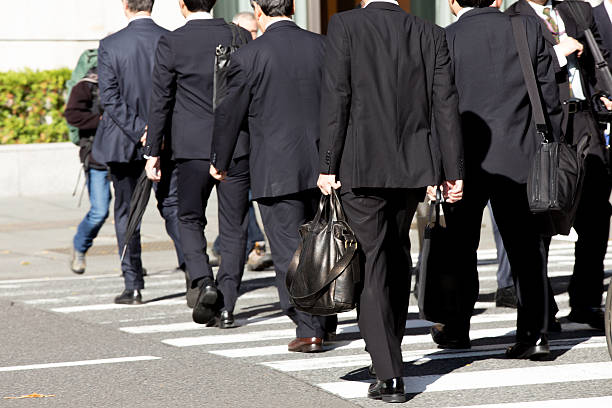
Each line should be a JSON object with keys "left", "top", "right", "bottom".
{"left": 288, "top": 337, "right": 323, "bottom": 353}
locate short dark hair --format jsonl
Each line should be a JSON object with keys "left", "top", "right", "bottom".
{"left": 252, "top": 0, "right": 293, "bottom": 17}
{"left": 457, "top": 0, "right": 494, "bottom": 7}
{"left": 126, "top": 0, "right": 155, "bottom": 13}
{"left": 183, "top": 0, "right": 217, "bottom": 12}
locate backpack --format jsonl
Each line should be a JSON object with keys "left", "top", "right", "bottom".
{"left": 65, "top": 49, "right": 98, "bottom": 145}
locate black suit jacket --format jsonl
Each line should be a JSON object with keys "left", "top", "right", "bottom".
{"left": 446, "top": 8, "right": 561, "bottom": 183}
{"left": 507, "top": 0, "right": 609, "bottom": 141}
{"left": 92, "top": 18, "right": 168, "bottom": 164}
{"left": 593, "top": 3, "right": 612, "bottom": 66}
{"left": 146, "top": 19, "right": 250, "bottom": 160}
{"left": 319, "top": 2, "right": 463, "bottom": 190}
{"left": 211, "top": 21, "right": 325, "bottom": 199}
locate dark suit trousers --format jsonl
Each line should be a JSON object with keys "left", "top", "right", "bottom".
{"left": 110, "top": 161, "right": 145, "bottom": 290}
{"left": 216, "top": 157, "right": 250, "bottom": 313}
{"left": 258, "top": 191, "right": 338, "bottom": 338}
{"left": 443, "top": 172, "right": 549, "bottom": 343}
{"left": 341, "top": 188, "right": 421, "bottom": 381}
{"left": 176, "top": 159, "right": 217, "bottom": 285}
{"left": 567, "top": 112, "right": 611, "bottom": 309}
{"left": 153, "top": 157, "right": 185, "bottom": 269}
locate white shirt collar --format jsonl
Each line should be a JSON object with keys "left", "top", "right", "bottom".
{"left": 527, "top": 0, "right": 554, "bottom": 14}
{"left": 605, "top": 0, "right": 612, "bottom": 23}
{"left": 457, "top": 7, "right": 474, "bottom": 20}
{"left": 186, "top": 11, "right": 213, "bottom": 21}
{"left": 265, "top": 17, "right": 293, "bottom": 31}
{"left": 128, "top": 15, "right": 152, "bottom": 23}
{"left": 365, "top": 0, "right": 399, "bottom": 7}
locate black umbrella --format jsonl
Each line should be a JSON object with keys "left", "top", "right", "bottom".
{"left": 120, "top": 169, "right": 152, "bottom": 262}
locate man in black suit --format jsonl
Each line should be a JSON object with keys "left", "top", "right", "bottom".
{"left": 593, "top": 0, "right": 612, "bottom": 64}
{"left": 439, "top": 0, "right": 561, "bottom": 362}
{"left": 507, "top": 0, "right": 612, "bottom": 332}
{"left": 145, "top": 0, "right": 251, "bottom": 328}
{"left": 317, "top": 1, "right": 464, "bottom": 402}
{"left": 92, "top": 0, "right": 184, "bottom": 304}
{"left": 210, "top": 0, "right": 337, "bottom": 353}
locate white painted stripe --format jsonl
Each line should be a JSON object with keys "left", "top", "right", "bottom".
{"left": 317, "top": 362, "right": 612, "bottom": 398}
{"left": 121, "top": 310, "right": 358, "bottom": 334}
{"left": 447, "top": 396, "right": 612, "bottom": 408}
{"left": 50, "top": 299, "right": 187, "bottom": 313}
{"left": 161, "top": 320, "right": 434, "bottom": 347}
{"left": 261, "top": 337, "right": 605, "bottom": 372}
{"left": 210, "top": 323, "right": 598, "bottom": 358}
{"left": 0, "top": 356, "right": 160, "bottom": 372}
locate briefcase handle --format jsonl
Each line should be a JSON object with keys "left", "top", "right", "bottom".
{"left": 314, "top": 189, "right": 346, "bottom": 225}
{"left": 427, "top": 187, "right": 443, "bottom": 225}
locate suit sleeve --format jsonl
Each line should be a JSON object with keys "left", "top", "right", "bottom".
{"left": 534, "top": 23, "right": 562, "bottom": 142}
{"left": 146, "top": 35, "right": 176, "bottom": 157}
{"left": 319, "top": 14, "right": 351, "bottom": 175}
{"left": 585, "top": 5, "right": 611, "bottom": 94}
{"left": 97, "top": 40, "right": 147, "bottom": 145}
{"left": 431, "top": 28, "right": 464, "bottom": 181}
{"left": 211, "top": 54, "right": 251, "bottom": 172}
{"left": 64, "top": 81, "right": 100, "bottom": 130}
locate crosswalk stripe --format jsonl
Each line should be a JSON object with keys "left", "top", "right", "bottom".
{"left": 445, "top": 396, "right": 612, "bottom": 408}
{"left": 261, "top": 337, "right": 605, "bottom": 372}
{"left": 317, "top": 362, "right": 612, "bottom": 398}
{"left": 161, "top": 319, "right": 439, "bottom": 347}
{"left": 209, "top": 323, "right": 597, "bottom": 358}
{"left": 0, "top": 356, "right": 161, "bottom": 372}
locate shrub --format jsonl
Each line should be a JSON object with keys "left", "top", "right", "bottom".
{"left": 0, "top": 69, "right": 72, "bottom": 144}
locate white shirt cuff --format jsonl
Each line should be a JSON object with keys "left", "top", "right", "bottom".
{"left": 553, "top": 44, "right": 568, "bottom": 68}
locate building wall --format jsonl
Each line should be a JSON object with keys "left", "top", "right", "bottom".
{"left": 0, "top": 0, "right": 606, "bottom": 72}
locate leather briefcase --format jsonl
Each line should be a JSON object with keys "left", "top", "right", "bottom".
{"left": 512, "top": 16, "right": 588, "bottom": 236}
{"left": 286, "top": 190, "right": 361, "bottom": 316}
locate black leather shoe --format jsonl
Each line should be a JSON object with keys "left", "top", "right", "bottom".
{"left": 566, "top": 307, "right": 605, "bottom": 331}
{"left": 114, "top": 289, "right": 142, "bottom": 305}
{"left": 506, "top": 335, "right": 549, "bottom": 360}
{"left": 431, "top": 324, "right": 471, "bottom": 349}
{"left": 367, "top": 377, "right": 406, "bottom": 403}
{"left": 192, "top": 283, "right": 218, "bottom": 324}
{"left": 219, "top": 310, "right": 235, "bottom": 329}
{"left": 495, "top": 286, "right": 518, "bottom": 309}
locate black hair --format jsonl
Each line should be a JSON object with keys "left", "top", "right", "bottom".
{"left": 457, "top": 0, "right": 495, "bottom": 7}
{"left": 126, "top": 0, "right": 155, "bottom": 13}
{"left": 252, "top": 0, "right": 293, "bottom": 17}
{"left": 183, "top": 0, "right": 217, "bottom": 12}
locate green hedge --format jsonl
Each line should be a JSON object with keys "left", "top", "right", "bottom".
{"left": 0, "top": 69, "right": 71, "bottom": 144}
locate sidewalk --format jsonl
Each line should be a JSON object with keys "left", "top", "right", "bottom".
{"left": 0, "top": 192, "right": 508, "bottom": 282}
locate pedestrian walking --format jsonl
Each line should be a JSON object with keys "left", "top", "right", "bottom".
{"left": 146, "top": 0, "right": 252, "bottom": 328}
{"left": 317, "top": 0, "right": 464, "bottom": 402}
{"left": 65, "top": 63, "right": 110, "bottom": 275}
{"left": 211, "top": 0, "right": 338, "bottom": 352}
{"left": 92, "top": 0, "right": 184, "bottom": 304}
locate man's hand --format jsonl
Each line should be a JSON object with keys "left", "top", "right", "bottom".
{"left": 317, "top": 174, "right": 341, "bottom": 195}
{"left": 140, "top": 126, "right": 148, "bottom": 146}
{"left": 145, "top": 156, "right": 161, "bottom": 182}
{"left": 444, "top": 180, "right": 464, "bottom": 203}
{"left": 601, "top": 96, "right": 612, "bottom": 111}
{"left": 210, "top": 164, "right": 227, "bottom": 181}
{"left": 426, "top": 186, "right": 440, "bottom": 201}
{"left": 558, "top": 36, "right": 584, "bottom": 57}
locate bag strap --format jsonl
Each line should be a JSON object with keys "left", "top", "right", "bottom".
{"left": 511, "top": 16, "right": 550, "bottom": 143}
{"left": 286, "top": 241, "right": 357, "bottom": 301}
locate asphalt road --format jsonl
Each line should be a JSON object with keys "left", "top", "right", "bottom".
{"left": 1, "top": 195, "right": 611, "bottom": 407}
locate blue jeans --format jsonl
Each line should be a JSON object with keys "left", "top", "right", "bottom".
{"left": 73, "top": 168, "right": 111, "bottom": 253}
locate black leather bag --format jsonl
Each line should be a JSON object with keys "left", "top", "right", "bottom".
{"left": 286, "top": 190, "right": 361, "bottom": 316}
{"left": 417, "top": 190, "right": 459, "bottom": 323}
{"left": 213, "top": 23, "right": 248, "bottom": 111}
{"left": 512, "top": 16, "right": 588, "bottom": 236}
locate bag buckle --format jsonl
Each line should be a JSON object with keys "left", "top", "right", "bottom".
{"left": 563, "top": 99, "right": 579, "bottom": 114}
{"left": 536, "top": 124, "right": 549, "bottom": 143}
{"left": 344, "top": 240, "right": 357, "bottom": 249}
